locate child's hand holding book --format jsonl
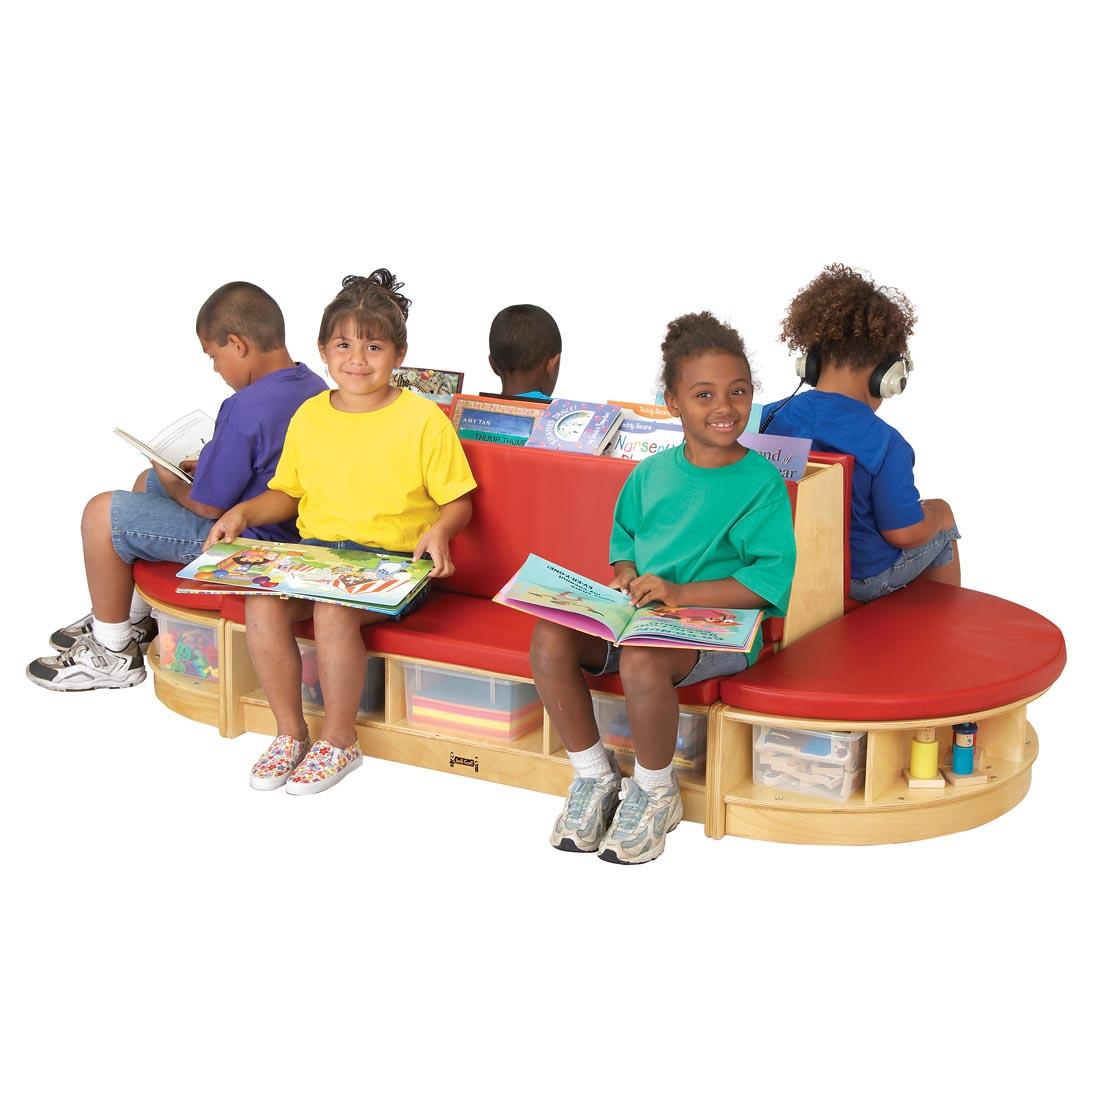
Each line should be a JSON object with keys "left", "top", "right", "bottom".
{"left": 624, "top": 572, "right": 681, "bottom": 609}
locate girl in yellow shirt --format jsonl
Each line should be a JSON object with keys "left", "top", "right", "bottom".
{"left": 207, "top": 270, "right": 477, "bottom": 794}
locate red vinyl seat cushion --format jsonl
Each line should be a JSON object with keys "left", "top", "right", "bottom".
{"left": 719, "top": 582, "right": 1066, "bottom": 721}
{"left": 133, "top": 560, "right": 225, "bottom": 613}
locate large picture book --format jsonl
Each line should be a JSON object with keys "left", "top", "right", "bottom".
{"left": 494, "top": 554, "right": 764, "bottom": 652}
{"left": 114, "top": 409, "right": 215, "bottom": 484}
{"left": 524, "top": 399, "right": 623, "bottom": 455}
{"left": 176, "top": 539, "right": 433, "bottom": 614}
{"left": 450, "top": 394, "right": 546, "bottom": 446}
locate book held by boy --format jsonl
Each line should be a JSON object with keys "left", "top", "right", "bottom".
{"left": 524, "top": 399, "right": 623, "bottom": 455}
{"left": 494, "top": 554, "right": 763, "bottom": 652}
{"left": 176, "top": 539, "right": 433, "bottom": 615}
{"left": 114, "top": 409, "right": 215, "bottom": 484}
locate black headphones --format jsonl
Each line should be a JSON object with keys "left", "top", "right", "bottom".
{"left": 796, "top": 345, "right": 913, "bottom": 399}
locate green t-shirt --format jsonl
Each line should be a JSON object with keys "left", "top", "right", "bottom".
{"left": 609, "top": 446, "right": 796, "bottom": 663}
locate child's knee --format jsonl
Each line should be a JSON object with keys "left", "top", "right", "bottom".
{"left": 529, "top": 620, "right": 580, "bottom": 673}
{"left": 132, "top": 469, "right": 150, "bottom": 493}
{"left": 312, "top": 601, "right": 363, "bottom": 636}
{"left": 618, "top": 647, "right": 677, "bottom": 690}
{"left": 80, "top": 492, "right": 114, "bottom": 541}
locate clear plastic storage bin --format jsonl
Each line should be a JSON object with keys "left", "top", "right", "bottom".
{"left": 298, "top": 640, "right": 384, "bottom": 717}
{"left": 155, "top": 614, "right": 219, "bottom": 682}
{"left": 594, "top": 695, "right": 707, "bottom": 774}
{"left": 401, "top": 662, "right": 542, "bottom": 741}
{"left": 752, "top": 725, "right": 866, "bottom": 801}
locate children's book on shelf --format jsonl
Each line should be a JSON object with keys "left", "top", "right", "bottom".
{"left": 740, "top": 430, "right": 812, "bottom": 481}
{"left": 524, "top": 399, "right": 623, "bottom": 455}
{"left": 176, "top": 539, "right": 432, "bottom": 614}
{"left": 450, "top": 394, "right": 546, "bottom": 446}
{"left": 392, "top": 367, "right": 464, "bottom": 406}
{"left": 114, "top": 409, "right": 215, "bottom": 484}
{"left": 606, "top": 400, "right": 684, "bottom": 461}
{"left": 494, "top": 554, "right": 764, "bottom": 652}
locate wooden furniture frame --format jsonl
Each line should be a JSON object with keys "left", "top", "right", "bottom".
{"left": 139, "top": 458, "right": 1055, "bottom": 846}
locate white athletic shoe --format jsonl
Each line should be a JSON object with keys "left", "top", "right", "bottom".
{"left": 27, "top": 636, "right": 146, "bottom": 692}
{"left": 597, "top": 777, "right": 683, "bottom": 865}
{"left": 49, "top": 612, "right": 158, "bottom": 654}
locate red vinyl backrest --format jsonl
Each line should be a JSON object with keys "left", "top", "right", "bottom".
{"left": 439, "top": 442, "right": 854, "bottom": 618}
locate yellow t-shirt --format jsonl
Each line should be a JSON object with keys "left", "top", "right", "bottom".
{"left": 268, "top": 389, "right": 477, "bottom": 551}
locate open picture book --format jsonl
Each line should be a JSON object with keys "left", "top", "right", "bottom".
{"left": 114, "top": 409, "right": 215, "bottom": 484}
{"left": 494, "top": 554, "right": 764, "bottom": 652}
{"left": 176, "top": 539, "right": 433, "bottom": 614}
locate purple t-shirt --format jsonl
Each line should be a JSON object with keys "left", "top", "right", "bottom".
{"left": 190, "top": 363, "right": 328, "bottom": 541}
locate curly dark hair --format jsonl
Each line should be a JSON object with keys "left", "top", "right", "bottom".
{"left": 660, "top": 311, "right": 751, "bottom": 392}
{"left": 318, "top": 268, "right": 412, "bottom": 349}
{"left": 780, "top": 263, "right": 916, "bottom": 371}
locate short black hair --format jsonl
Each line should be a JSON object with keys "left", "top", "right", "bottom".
{"left": 196, "top": 282, "right": 286, "bottom": 351}
{"left": 488, "top": 304, "right": 561, "bottom": 375}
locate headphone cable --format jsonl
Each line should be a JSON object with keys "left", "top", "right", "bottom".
{"left": 759, "top": 381, "right": 805, "bottom": 434}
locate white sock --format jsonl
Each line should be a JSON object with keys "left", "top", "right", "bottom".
{"left": 633, "top": 761, "right": 675, "bottom": 793}
{"left": 567, "top": 741, "right": 614, "bottom": 779}
{"left": 129, "top": 592, "right": 152, "bottom": 622}
{"left": 92, "top": 617, "right": 132, "bottom": 652}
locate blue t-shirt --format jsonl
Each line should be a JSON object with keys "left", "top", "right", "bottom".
{"left": 191, "top": 363, "right": 328, "bottom": 541}
{"left": 761, "top": 390, "right": 923, "bottom": 580}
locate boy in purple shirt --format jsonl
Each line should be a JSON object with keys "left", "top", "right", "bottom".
{"left": 27, "top": 282, "right": 327, "bottom": 692}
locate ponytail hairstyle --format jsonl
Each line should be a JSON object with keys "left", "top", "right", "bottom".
{"left": 318, "top": 268, "right": 412, "bottom": 350}
{"left": 780, "top": 263, "right": 916, "bottom": 371}
{"left": 660, "top": 311, "right": 753, "bottom": 393}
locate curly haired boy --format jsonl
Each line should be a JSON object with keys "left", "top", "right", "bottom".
{"left": 762, "top": 264, "right": 960, "bottom": 602}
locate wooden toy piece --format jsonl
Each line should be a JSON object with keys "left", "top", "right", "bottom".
{"left": 907, "top": 726, "right": 944, "bottom": 786}
{"left": 943, "top": 721, "right": 986, "bottom": 785}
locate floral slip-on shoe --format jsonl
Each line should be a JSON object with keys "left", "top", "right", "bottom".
{"left": 250, "top": 734, "right": 311, "bottom": 791}
{"left": 285, "top": 740, "right": 363, "bottom": 796}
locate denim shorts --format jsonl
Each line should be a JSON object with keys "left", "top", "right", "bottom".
{"left": 586, "top": 643, "right": 749, "bottom": 686}
{"left": 110, "top": 469, "right": 215, "bottom": 565}
{"left": 299, "top": 538, "right": 431, "bottom": 621}
{"left": 849, "top": 525, "right": 961, "bottom": 604}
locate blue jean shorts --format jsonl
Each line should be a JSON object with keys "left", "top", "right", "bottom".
{"left": 849, "top": 525, "right": 961, "bottom": 603}
{"left": 110, "top": 469, "right": 215, "bottom": 565}
{"left": 299, "top": 538, "right": 431, "bottom": 621}
{"left": 586, "top": 643, "right": 749, "bottom": 687}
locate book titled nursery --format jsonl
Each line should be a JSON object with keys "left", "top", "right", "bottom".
{"left": 176, "top": 539, "right": 432, "bottom": 614}
{"left": 114, "top": 409, "right": 215, "bottom": 484}
{"left": 494, "top": 554, "right": 763, "bottom": 652}
{"left": 524, "top": 399, "right": 623, "bottom": 455}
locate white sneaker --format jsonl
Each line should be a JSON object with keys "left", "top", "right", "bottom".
{"left": 27, "top": 636, "right": 146, "bottom": 692}
{"left": 597, "top": 778, "right": 683, "bottom": 865}
{"left": 49, "top": 612, "right": 158, "bottom": 654}
{"left": 550, "top": 760, "right": 624, "bottom": 853}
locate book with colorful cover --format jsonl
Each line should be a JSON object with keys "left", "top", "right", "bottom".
{"left": 114, "top": 409, "right": 215, "bottom": 484}
{"left": 176, "top": 539, "right": 432, "bottom": 614}
{"left": 392, "top": 368, "right": 464, "bottom": 406}
{"left": 606, "top": 399, "right": 684, "bottom": 461}
{"left": 493, "top": 554, "right": 763, "bottom": 652}
{"left": 740, "top": 430, "right": 812, "bottom": 481}
{"left": 524, "top": 399, "right": 623, "bottom": 455}
{"left": 450, "top": 394, "right": 545, "bottom": 446}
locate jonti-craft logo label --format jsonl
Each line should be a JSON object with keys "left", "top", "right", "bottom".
{"left": 449, "top": 752, "right": 480, "bottom": 774}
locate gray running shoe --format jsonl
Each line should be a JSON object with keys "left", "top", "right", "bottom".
{"left": 27, "top": 636, "right": 146, "bottom": 692}
{"left": 551, "top": 759, "right": 623, "bottom": 853}
{"left": 50, "top": 612, "right": 158, "bottom": 654}
{"left": 597, "top": 777, "right": 683, "bottom": 865}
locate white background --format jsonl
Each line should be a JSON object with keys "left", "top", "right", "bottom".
{"left": 3, "top": 2, "right": 1094, "bottom": 1097}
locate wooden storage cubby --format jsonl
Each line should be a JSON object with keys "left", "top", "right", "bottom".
{"left": 708, "top": 699, "right": 1041, "bottom": 844}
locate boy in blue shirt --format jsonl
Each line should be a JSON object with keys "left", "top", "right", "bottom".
{"left": 28, "top": 282, "right": 327, "bottom": 691}
{"left": 488, "top": 303, "right": 561, "bottom": 400}
{"left": 762, "top": 264, "right": 960, "bottom": 602}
